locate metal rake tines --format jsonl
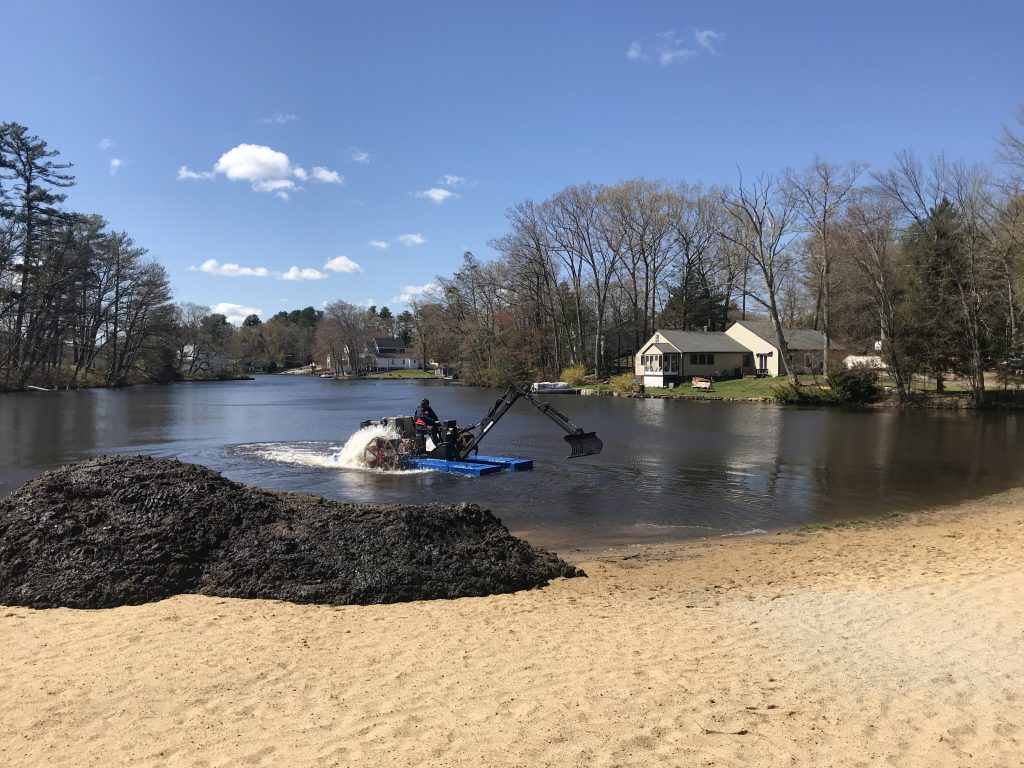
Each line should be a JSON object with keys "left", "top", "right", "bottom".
{"left": 564, "top": 432, "right": 603, "bottom": 458}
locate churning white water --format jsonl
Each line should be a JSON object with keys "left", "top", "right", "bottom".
{"left": 331, "top": 424, "right": 401, "bottom": 469}
{"left": 233, "top": 441, "right": 344, "bottom": 469}
{"left": 231, "top": 426, "right": 430, "bottom": 473}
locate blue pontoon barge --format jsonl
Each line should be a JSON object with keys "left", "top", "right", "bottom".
{"left": 358, "top": 383, "right": 603, "bottom": 476}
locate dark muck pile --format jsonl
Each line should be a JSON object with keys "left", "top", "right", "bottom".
{"left": 0, "top": 455, "right": 581, "bottom": 609}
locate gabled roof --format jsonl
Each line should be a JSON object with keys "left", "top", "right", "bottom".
{"left": 646, "top": 330, "right": 750, "bottom": 354}
{"left": 729, "top": 321, "right": 831, "bottom": 351}
{"left": 374, "top": 336, "right": 406, "bottom": 349}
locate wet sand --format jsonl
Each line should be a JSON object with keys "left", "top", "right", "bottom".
{"left": 2, "top": 491, "right": 1022, "bottom": 767}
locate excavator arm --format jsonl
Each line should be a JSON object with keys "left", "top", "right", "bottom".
{"left": 458, "top": 384, "right": 603, "bottom": 460}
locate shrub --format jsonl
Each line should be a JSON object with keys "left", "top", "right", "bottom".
{"left": 610, "top": 373, "right": 638, "bottom": 395}
{"left": 559, "top": 364, "right": 588, "bottom": 386}
{"left": 826, "top": 366, "right": 881, "bottom": 404}
{"left": 770, "top": 382, "right": 822, "bottom": 404}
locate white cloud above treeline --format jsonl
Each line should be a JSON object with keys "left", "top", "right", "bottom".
{"left": 324, "top": 255, "right": 363, "bottom": 274}
{"left": 312, "top": 166, "right": 342, "bottom": 183}
{"left": 396, "top": 233, "right": 425, "bottom": 246}
{"left": 368, "top": 240, "right": 388, "bottom": 249}
{"left": 191, "top": 259, "right": 270, "bottom": 278}
{"left": 212, "top": 303, "right": 262, "bottom": 325}
{"left": 415, "top": 187, "right": 456, "bottom": 204}
{"left": 393, "top": 283, "right": 437, "bottom": 304}
{"left": 415, "top": 173, "right": 466, "bottom": 204}
{"left": 281, "top": 266, "right": 327, "bottom": 281}
{"left": 349, "top": 147, "right": 371, "bottom": 163}
{"left": 178, "top": 143, "right": 343, "bottom": 200}
{"left": 190, "top": 257, "right": 358, "bottom": 280}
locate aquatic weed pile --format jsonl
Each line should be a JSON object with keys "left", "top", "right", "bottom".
{"left": 0, "top": 455, "right": 581, "bottom": 608}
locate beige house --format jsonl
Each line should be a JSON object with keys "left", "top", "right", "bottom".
{"left": 634, "top": 330, "right": 753, "bottom": 388}
{"left": 724, "top": 321, "right": 829, "bottom": 377}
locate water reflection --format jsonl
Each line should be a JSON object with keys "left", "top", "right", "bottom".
{"left": 2, "top": 378, "right": 1024, "bottom": 549}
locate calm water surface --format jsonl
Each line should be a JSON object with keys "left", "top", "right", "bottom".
{"left": 2, "top": 376, "right": 1023, "bottom": 550}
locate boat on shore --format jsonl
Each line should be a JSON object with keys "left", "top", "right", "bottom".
{"left": 531, "top": 381, "right": 578, "bottom": 394}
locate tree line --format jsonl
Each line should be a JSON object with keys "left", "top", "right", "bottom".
{"left": 1, "top": 123, "right": 177, "bottom": 389}
{"left": 0, "top": 123, "right": 346, "bottom": 389}
{"left": 405, "top": 109, "right": 1024, "bottom": 404}
{"left": 5, "top": 112, "right": 1024, "bottom": 404}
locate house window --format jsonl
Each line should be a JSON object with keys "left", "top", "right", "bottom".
{"left": 665, "top": 354, "right": 679, "bottom": 373}
{"left": 643, "top": 354, "right": 662, "bottom": 372}
{"left": 689, "top": 353, "right": 715, "bottom": 366}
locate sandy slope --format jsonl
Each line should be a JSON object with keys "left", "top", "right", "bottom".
{"left": 2, "top": 492, "right": 1023, "bottom": 767}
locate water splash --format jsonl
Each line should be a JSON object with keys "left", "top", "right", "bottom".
{"left": 331, "top": 424, "right": 401, "bottom": 469}
{"left": 230, "top": 424, "right": 431, "bottom": 474}
{"left": 232, "top": 441, "right": 343, "bottom": 469}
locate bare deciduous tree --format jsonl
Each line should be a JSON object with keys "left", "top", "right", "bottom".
{"left": 721, "top": 173, "right": 801, "bottom": 385}
{"left": 784, "top": 156, "right": 866, "bottom": 374}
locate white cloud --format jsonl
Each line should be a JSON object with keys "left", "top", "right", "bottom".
{"left": 368, "top": 240, "right": 389, "bottom": 249}
{"left": 98, "top": 138, "right": 114, "bottom": 151}
{"left": 281, "top": 266, "right": 327, "bottom": 281}
{"left": 190, "top": 259, "right": 270, "bottom": 278}
{"left": 655, "top": 31, "right": 695, "bottom": 65}
{"left": 393, "top": 283, "right": 437, "bottom": 304}
{"left": 252, "top": 179, "right": 296, "bottom": 193}
{"left": 312, "top": 166, "right": 343, "bottom": 184}
{"left": 415, "top": 187, "right": 457, "bottom": 204}
{"left": 211, "top": 303, "right": 262, "bottom": 325}
{"left": 251, "top": 178, "right": 295, "bottom": 200}
{"left": 396, "top": 233, "right": 426, "bottom": 247}
{"left": 259, "top": 112, "right": 297, "bottom": 125}
{"left": 694, "top": 28, "right": 723, "bottom": 54}
{"left": 349, "top": 147, "right": 371, "bottom": 163}
{"left": 439, "top": 174, "right": 466, "bottom": 187}
{"left": 180, "top": 143, "right": 342, "bottom": 199}
{"left": 324, "top": 255, "right": 364, "bottom": 274}
{"left": 626, "top": 41, "right": 643, "bottom": 60}
{"left": 215, "top": 144, "right": 293, "bottom": 181}
{"left": 178, "top": 165, "right": 215, "bottom": 181}
{"left": 109, "top": 158, "right": 123, "bottom": 175}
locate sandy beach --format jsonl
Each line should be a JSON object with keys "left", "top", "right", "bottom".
{"left": 2, "top": 492, "right": 1022, "bottom": 767}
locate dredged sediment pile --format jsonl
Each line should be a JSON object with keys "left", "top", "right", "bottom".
{"left": 0, "top": 455, "right": 581, "bottom": 609}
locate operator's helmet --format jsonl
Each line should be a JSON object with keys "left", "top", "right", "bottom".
{"left": 421, "top": 398, "right": 429, "bottom": 406}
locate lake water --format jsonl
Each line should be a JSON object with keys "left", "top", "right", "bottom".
{"left": 2, "top": 376, "right": 1023, "bottom": 550}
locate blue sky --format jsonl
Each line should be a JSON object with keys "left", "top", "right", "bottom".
{"left": 5, "top": 0, "right": 1022, "bottom": 323}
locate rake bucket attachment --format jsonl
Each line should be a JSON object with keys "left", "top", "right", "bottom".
{"left": 564, "top": 431, "right": 603, "bottom": 458}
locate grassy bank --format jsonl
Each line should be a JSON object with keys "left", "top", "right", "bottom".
{"left": 315, "top": 369, "right": 440, "bottom": 380}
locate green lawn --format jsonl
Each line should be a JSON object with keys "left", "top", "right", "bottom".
{"left": 362, "top": 369, "right": 439, "bottom": 379}
{"left": 644, "top": 375, "right": 828, "bottom": 400}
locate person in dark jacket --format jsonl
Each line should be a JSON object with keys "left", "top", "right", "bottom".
{"left": 414, "top": 398, "right": 440, "bottom": 441}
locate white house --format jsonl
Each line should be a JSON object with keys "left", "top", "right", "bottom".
{"left": 360, "top": 337, "right": 421, "bottom": 371}
{"left": 634, "top": 322, "right": 834, "bottom": 386}
{"left": 634, "top": 330, "right": 753, "bottom": 388}
{"left": 724, "top": 321, "right": 830, "bottom": 377}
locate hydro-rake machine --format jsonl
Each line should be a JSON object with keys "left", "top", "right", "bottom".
{"left": 356, "top": 383, "right": 603, "bottom": 475}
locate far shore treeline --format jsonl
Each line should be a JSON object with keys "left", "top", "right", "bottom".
{"left": 2, "top": 113, "right": 1024, "bottom": 402}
